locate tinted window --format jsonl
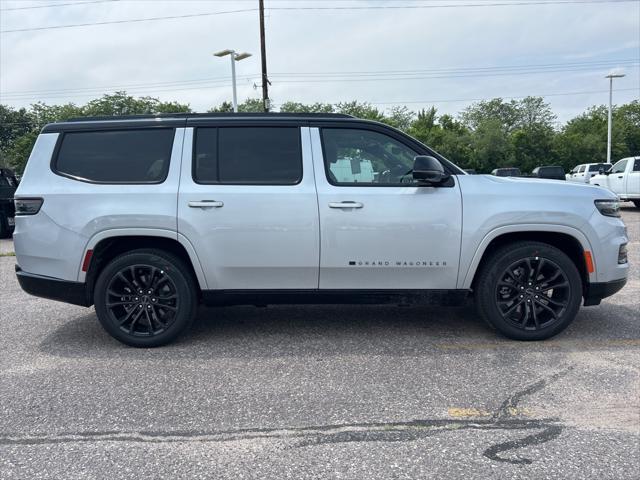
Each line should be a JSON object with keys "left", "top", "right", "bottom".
{"left": 0, "top": 176, "right": 8, "bottom": 186}
{"left": 610, "top": 159, "right": 627, "bottom": 174}
{"left": 588, "top": 164, "right": 608, "bottom": 172}
{"left": 55, "top": 129, "right": 174, "bottom": 183}
{"left": 634, "top": 159, "right": 640, "bottom": 172}
{"left": 321, "top": 128, "right": 418, "bottom": 185}
{"left": 194, "top": 127, "right": 302, "bottom": 184}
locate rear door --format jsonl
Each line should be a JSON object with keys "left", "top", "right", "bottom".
{"left": 310, "top": 125, "right": 462, "bottom": 290}
{"left": 177, "top": 123, "right": 320, "bottom": 290}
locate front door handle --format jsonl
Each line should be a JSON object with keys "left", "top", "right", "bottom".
{"left": 329, "top": 201, "right": 364, "bottom": 209}
{"left": 188, "top": 200, "right": 224, "bottom": 208}
{"left": 618, "top": 175, "right": 623, "bottom": 178}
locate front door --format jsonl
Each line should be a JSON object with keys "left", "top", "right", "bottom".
{"left": 310, "top": 126, "right": 462, "bottom": 290}
{"left": 178, "top": 125, "right": 320, "bottom": 290}
{"left": 607, "top": 159, "right": 628, "bottom": 194}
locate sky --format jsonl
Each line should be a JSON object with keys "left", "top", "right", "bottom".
{"left": 0, "top": 0, "right": 639, "bottom": 124}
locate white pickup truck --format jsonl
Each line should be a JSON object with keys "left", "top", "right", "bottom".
{"left": 589, "top": 157, "right": 640, "bottom": 208}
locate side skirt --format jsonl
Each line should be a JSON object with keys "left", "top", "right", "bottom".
{"left": 202, "top": 289, "right": 471, "bottom": 307}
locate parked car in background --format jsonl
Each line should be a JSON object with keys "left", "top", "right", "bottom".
{"left": 566, "top": 163, "right": 609, "bottom": 183}
{"left": 13, "top": 113, "right": 628, "bottom": 346}
{"left": 0, "top": 168, "right": 18, "bottom": 238}
{"left": 531, "top": 166, "right": 565, "bottom": 180}
{"left": 491, "top": 167, "right": 521, "bottom": 177}
{"left": 589, "top": 157, "right": 640, "bottom": 208}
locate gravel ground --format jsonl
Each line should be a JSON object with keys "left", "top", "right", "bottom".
{"left": 0, "top": 206, "right": 638, "bottom": 479}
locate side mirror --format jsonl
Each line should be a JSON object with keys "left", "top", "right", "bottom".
{"left": 412, "top": 156, "right": 449, "bottom": 185}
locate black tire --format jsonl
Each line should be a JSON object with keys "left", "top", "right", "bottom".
{"left": 94, "top": 249, "right": 198, "bottom": 347}
{"left": 633, "top": 200, "right": 640, "bottom": 209}
{"left": 475, "top": 241, "right": 583, "bottom": 341}
{"left": 0, "top": 213, "right": 10, "bottom": 239}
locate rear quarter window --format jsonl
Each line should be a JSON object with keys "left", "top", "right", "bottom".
{"left": 53, "top": 129, "right": 175, "bottom": 183}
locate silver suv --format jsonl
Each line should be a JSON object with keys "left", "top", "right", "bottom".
{"left": 13, "top": 113, "right": 629, "bottom": 347}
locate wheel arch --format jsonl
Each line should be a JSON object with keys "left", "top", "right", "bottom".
{"left": 79, "top": 229, "right": 208, "bottom": 298}
{"left": 463, "top": 225, "right": 595, "bottom": 291}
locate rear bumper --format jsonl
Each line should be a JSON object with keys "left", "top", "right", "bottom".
{"left": 15, "top": 265, "right": 91, "bottom": 307}
{"left": 583, "top": 277, "right": 627, "bottom": 306}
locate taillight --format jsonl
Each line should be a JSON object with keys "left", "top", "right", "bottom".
{"left": 14, "top": 198, "right": 43, "bottom": 215}
{"left": 618, "top": 244, "right": 628, "bottom": 265}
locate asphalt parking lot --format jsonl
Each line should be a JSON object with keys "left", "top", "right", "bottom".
{"left": 0, "top": 207, "right": 638, "bottom": 479}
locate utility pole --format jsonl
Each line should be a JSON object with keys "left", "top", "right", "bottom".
{"left": 259, "top": 0, "right": 270, "bottom": 112}
{"left": 605, "top": 72, "right": 625, "bottom": 164}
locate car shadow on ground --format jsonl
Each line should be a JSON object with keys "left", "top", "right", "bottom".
{"left": 39, "top": 301, "right": 640, "bottom": 359}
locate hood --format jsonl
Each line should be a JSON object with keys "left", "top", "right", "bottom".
{"left": 475, "top": 174, "right": 616, "bottom": 200}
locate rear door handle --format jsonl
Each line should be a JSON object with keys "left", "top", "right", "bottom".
{"left": 618, "top": 176, "right": 623, "bottom": 178}
{"left": 188, "top": 200, "right": 224, "bottom": 208}
{"left": 329, "top": 201, "right": 364, "bottom": 209}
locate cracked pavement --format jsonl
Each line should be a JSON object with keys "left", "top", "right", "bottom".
{"left": 0, "top": 206, "right": 638, "bottom": 479}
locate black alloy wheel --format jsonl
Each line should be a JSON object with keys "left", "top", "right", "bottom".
{"left": 495, "top": 256, "right": 570, "bottom": 331}
{"left": 94, "top": 249, "right": 197, "bottom": 347}
{"left": 105, "top": 265, "right": 179, "bottom": 337}
{"left": 475, "top": 241, "right": 583, "bottom": 341}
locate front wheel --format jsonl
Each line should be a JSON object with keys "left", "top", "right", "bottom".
{"left": 94, "top": 249, "right": 197, "bottom": 347}
{"left": 475, "top": 241, "right": 583, "bottom": 341}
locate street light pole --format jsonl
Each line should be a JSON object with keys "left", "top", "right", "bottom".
{"left": 605, "top": 72, "right": 625, "bottom": 164}
{"left": 214, "top": 49, "right": 252, "bottom": 113}
{"left": 229, "top": 53, "right": 238, "bottom": 112}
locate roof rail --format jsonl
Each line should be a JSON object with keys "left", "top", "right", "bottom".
{"left": 67, "top": 112, "right": 354, "bottom": 122}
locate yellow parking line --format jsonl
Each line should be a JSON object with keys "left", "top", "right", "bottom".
{"left": 447, "top": 407, "right": 532, "bottom": 418}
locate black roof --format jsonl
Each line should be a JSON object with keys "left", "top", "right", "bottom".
{"left": 42, "top": 112, "right": 359, "bottom": 133}
{"left": 66, "top": 112, "right": 353, "bottom": 122}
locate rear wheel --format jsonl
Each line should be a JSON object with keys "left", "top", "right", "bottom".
{"left": 94, "top": 249, "right": 197, "bottom": 347}
{"left": 475, "top": 241, "right": 583, "bottom": 340}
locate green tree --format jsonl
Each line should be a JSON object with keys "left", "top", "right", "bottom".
{"left": 335, "top": 101, "right": 386, "bottom": 122}
{"left": 461, "top": 98, "right": 520, "bottom": 133}
{"left": 0, "top": 105, "right": 34, "bottom": 168}
{"left": 84, "top": 91, "right": 191, "bottom": 116}
{"left": 279, "top": 101, "right": 334, "bottom": 113}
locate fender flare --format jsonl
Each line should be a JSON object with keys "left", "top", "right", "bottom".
{"left": 459, "top": 224, "right": 595, "bottom": 289}
{"left": 77, "top": 228, "right": 208, "bottom": 289}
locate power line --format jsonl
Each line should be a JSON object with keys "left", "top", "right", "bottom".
{"left": 2, "top": 58, "right": 636, "bottom": 99}
{"left": 359, "top": 87, "right": 639, "bottom": 104}
{"left": 0, "top": 7, "right": 259, "bottom": 33}
{"left": 1, "top": 0, "right": 636, "bottom": 34}
{"left": 269, "top": 0, "right": 636, "bottom": 10}
{"left": 0, "top": 0, "right": 120, "bottom": 12}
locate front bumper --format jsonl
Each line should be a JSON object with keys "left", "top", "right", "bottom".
{"left": 15, "top": 265, "right": 91, "bottom": 307}
{"left": 583, "top": 277, "right": 627, "bottom": 306}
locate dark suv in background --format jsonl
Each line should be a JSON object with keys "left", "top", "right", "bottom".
{"left": 0, "top": 168, "right": 18, "bottom": 238}
{"left": 531, "top": 165, "right": 566, "bottom": 180}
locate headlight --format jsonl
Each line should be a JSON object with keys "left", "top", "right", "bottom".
{"left": 594, "top": 199, "right": 620, "bottom": 218}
